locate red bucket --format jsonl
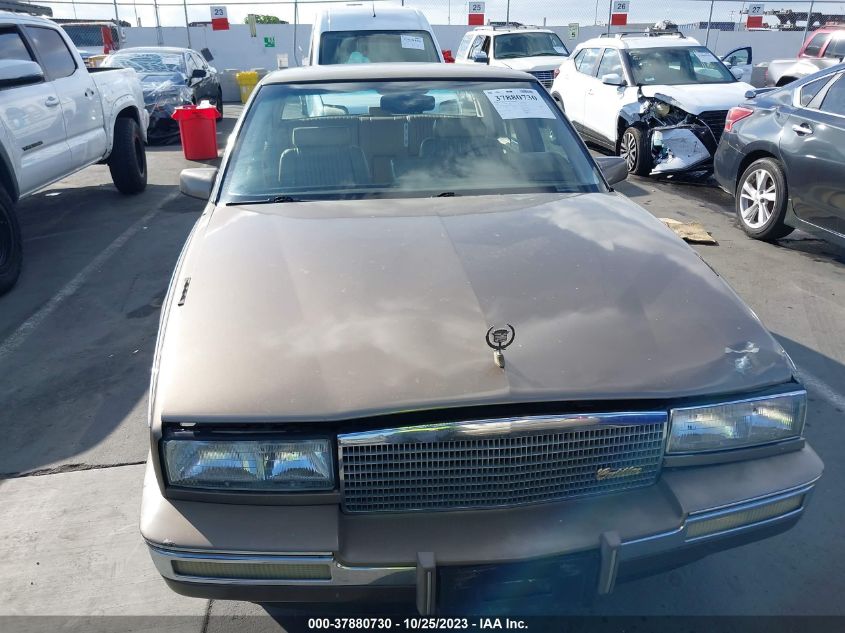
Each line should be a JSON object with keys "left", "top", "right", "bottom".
{"left": 172, "top": 104, "right": 218, "bottom": 160}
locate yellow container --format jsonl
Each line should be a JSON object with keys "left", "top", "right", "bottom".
{"left": 236, "top": 71, "right": 260, "bottom": 104}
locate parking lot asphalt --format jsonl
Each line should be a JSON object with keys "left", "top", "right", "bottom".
{"left": 1, "top": 106, "right": 844, "bottom": 629}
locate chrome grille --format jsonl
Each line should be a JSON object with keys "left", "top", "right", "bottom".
{"left": 339, "top": 413, "right": 667, "bottom": 513}
{"left": 697, "top": 110, "right": 729, "bottom": 143}
{"left": 530, "top": 70, "right": 554, "bottom": 89}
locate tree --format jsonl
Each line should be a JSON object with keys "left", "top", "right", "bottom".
{"left": 244, "top": 15, "right": 286, "bottom": 25}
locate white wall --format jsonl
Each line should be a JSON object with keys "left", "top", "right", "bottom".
{"left": 122, "top": 23, "right": 806, "bottom": 101}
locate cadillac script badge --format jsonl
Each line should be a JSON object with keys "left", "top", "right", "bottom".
{"left": 486, "top": 324, "right": 515, "bottom": 369}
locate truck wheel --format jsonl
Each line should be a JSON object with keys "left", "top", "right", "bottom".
{"left": 620, "top": 126, "right": 652, "bottom": 176}
{"left": 0, "top": 186, "right": 22, "bottom": 296}
{"left": 108, "top": 117, "right": 147, "bottom": 195}
{"left": 736, "top": 158, "right": 793, "bottom": 241}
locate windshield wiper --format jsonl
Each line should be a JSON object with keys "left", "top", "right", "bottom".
{"left": 436, "top": 192, "right": 456, "bottom": 197}
{"left": 226, "top": 195, "right": 303, "bottom": 206}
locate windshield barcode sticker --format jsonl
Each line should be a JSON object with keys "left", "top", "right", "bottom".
{"left": 695, "top": 51, "right": 720, "bottom": 64}
{"left": 484, "top": 88, "right": 556, "bottom": 120}
{"left": 400, "top": 34, "right": 425, "bottom": 50}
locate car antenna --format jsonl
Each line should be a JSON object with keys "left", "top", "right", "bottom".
{"left": 372, "top": 1, "right": 376, "bottom": 17}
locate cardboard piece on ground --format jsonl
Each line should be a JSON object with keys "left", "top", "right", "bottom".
{"left": 660, "top": 217, "right": 718, "bottom": 244}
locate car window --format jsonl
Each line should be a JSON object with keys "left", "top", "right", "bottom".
{"left": 626, "top": 46, "right": 734, "bottom": 85}
{"left": 0, "top": 27, "right": 33, "bottom": 62}
{"left": 222, "top": 80, "right": 606, "bottom": 201}
{"left": 819, "top": 74, "right": 845, "bottom": 116}
{"left": 799, "top": 75, "right": 830, "bottom": 107}
{"left": 493, "top": 32, "right": 568, "bottom": 59}
{"left": 24, "top": 26, "right": 76, "bottom": 79}
{"left": 318, "top": 30, "right": 440, "bottom": 64}
{"left": 467, "top": 36, "right": 485, "bottom": 59}
{"left": 103, "top": 50, "right": 187, "bottom": 74}
{"left": 185, "top": 53, "right": 198, "bottom": 73}
{"left": 803, "top": 32, "right": 828, "bottom": 56}
{"left": 574, "top": 48, "right": 601, "bottom": 76}
{"left": 596, "top": 48, "right": 623, "bottom": 79}
{"left": 456, "top": 33, "right": 473, "bottom": 59}
{"left": 724, "top": 48, "right": 750, "bottom": 66}
{"left": 824, "top": 36, "right": 845, "bottom": 59}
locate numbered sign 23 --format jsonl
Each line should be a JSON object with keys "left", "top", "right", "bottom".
{"left": 610, "top": 0, "right": 629, "bottom": 26}
{"left": 468, "top": 1, "right": 485, "bottom": 26}
{"left": 211, "top": 5, "right": 229, "bottom": 31}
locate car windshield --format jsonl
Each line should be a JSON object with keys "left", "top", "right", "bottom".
{"left": 625, "top": 46, "right": 735, "bottom": 85}
{"left": 103, "top": 51, "right": 187, "bottom": 74}
{"left": 220, "top": 80, "right": 605, "bottom": 202}
{"left": 494, "top": 32, "right": 569, "bottom": 59}
{"left": 318, "top": 30, "right": 441, "bottom": 64}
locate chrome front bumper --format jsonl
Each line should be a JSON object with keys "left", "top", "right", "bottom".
{"left": 146, "top": 478, "right": 817, "bottom": 607}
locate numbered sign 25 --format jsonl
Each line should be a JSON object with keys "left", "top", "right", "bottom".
{"left": 468, "top": 1, "right": 485, "bottom": 13}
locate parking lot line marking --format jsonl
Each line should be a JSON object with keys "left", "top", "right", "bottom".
{"left": 795, "top": 368, "right": 845, "bottom": 412}
{"left": 0, "top": 191, "right": 181, "bottom": 364}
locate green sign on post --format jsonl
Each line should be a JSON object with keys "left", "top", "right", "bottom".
{"left": 264, "top": 36, "right": 276, "bottom": 48}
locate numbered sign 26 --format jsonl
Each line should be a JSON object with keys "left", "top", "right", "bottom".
{"left": 211, "top": 6, "right": 229, "bottom": 31}
{"left": 610, "top": 0, "right": 630, "bottom": 27}
{"left": 468, "top": 1, "right": 485, "bottom": 26}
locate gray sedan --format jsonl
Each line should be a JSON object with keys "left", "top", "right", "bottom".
{"left": 715, "top": 64, "right": 845, "bottom": 245}
{"left": 142, "top": 63, "right": 822, "bottom": 613}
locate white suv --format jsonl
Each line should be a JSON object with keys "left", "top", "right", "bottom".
{"left": 550, "top": 29, "right": 753, "bottom": 176}
{"left": 454, "top": 26, "right": 569, "bottom": 89}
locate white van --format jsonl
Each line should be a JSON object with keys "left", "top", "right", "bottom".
{"left": 308, "top": 6, "right": 444, "bottom": 65}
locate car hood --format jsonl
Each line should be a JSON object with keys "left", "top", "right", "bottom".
{"left": 642, "top": 81, "right": 753, "bottom": 115}
{"left": 139, "top": 72, "right": 187, "bottom": 95}
{"left": 498, "top": 56, "right": 567, "bottom": 72}
{"left": 155, "top": 193, "right": 793, "bottom": 422}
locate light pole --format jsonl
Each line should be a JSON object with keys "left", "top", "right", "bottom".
{"left": 704, "top": 0, "right": 714, "bottom": 47}
{"left": 802, "top": 0, "right": 815, "bottom": 43}
{"left": 183, "top": 0, "right": 192, "bottom": 48}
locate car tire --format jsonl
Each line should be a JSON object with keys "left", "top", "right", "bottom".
{"left": 620, "top": 125, "right": 652, "bottom": 176}
{"left": 215, "top": 87, "right": 224, "bottom": 119}
{"left": 0, "top": 185, "right": 22, "bottom": 296}
{"left": 735, "top": 158, "right": 794, "bottom": 241}
{"left": 108, "top": 117, "right": 148, "bottom": 195}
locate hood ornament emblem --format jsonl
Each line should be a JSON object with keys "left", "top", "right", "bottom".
{"left": 486, "top": 324, "right": 515, "bottom": 369}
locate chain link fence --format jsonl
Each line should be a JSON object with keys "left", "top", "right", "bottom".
{"left": 22, "top": 0, "right": 845, "bottom": 30}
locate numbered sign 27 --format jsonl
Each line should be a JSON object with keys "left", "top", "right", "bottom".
{"left": 746, "top": 3, "right": 765, "bottom": 28}
{"left": 468, "top": 1, "right": 485, "bottom": 26}
{"left": 211, "top": 6, "right": 229, "bottom": 31}
{"left": 610, "top": 0, "right": 630, "bottom": 27}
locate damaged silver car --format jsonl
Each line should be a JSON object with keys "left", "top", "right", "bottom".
{"left": 552, "top": 29, "right": 753, "bottom": 176}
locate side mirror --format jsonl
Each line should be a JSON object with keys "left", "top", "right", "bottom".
{"left": 473, "top": 51, "right": 489, "bottom": 64}
{"left": 601, "top": 73, "right": 625, "bottom": 86}
{"left": 0, "top": 59, "right": 44, "bottom": 88}
{"left": 595, "top": 155, "right": 628, "bottom": 186}
{"left": 731, "top": 67, "right": 744, "bottom": 80}
{"left": 180, "top": 168, "right": 217, "bottom": 199}
{"left": 191, "top": 68, "right": 207, "bottom": 80}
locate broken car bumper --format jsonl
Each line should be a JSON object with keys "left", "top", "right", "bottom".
{"left": 142, "top": 445, "right": 822, "bottom": 611}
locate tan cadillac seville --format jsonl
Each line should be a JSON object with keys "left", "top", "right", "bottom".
{"left": 142, "top": 64, "right": 823, "bottom": 613}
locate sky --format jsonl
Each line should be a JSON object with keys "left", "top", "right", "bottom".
{"left": 41, "top": 0, "right": 845, "bottom": 30}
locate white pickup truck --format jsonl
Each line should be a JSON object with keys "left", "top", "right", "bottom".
{"left": 0, "top": 12, "right": 149, "bottom": 295}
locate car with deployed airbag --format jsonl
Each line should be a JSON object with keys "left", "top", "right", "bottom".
{"left": 142, "top": 63, "right": 822, "bottom": 614}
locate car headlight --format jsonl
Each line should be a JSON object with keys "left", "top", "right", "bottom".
{"left": 667, "top": 390, "right": 806, "bottom": 454}
{"left": 653, "top": 101, "right": 672, "bottom": 117}
{"left": 163, "top": 439, "right": 334, "bottom": 491}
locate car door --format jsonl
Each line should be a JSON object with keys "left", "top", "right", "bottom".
{"left": 23, "top": 25, "right": 106, "bottom": 170}
{"left": 779, "top": 72, "right": 845, "bottom": 233}
{"left": 0, "top": 25, "right": 70, "bottom": 196}
{"left": 583, "top": 47, "right": 629, "bottom": 144}
{"left": 560, "top": 47, "right": 602, "bottom": 126}
{"left": 721, "top": 46, "right": 752, "bottom": 81}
